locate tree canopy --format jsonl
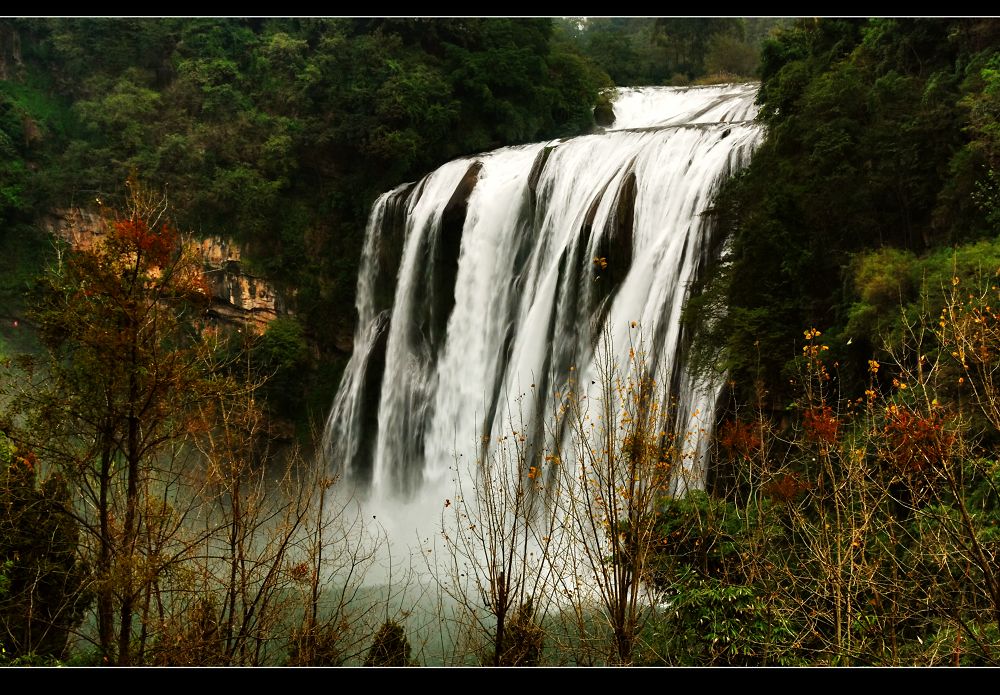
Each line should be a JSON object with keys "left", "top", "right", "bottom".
{"left": 0, "top": 17, "right": 614, "bottom": 425}
{"left": 690, "top": 18, "right": 1000, "bottom": 407}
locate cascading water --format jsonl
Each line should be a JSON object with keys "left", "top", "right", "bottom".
{"left": 323, "top": 84, "right": 762, "bottom": 540}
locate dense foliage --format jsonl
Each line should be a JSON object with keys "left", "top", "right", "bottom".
{"left": 649, "top": 308, "right": 1000, "bottom": 665}
{"left": 670, "top": 20, "right": 1000, "bottom": 664}
{"left": 553, "top": 18, "right": 777, "bottom": 86}
{"left": 691, "top": 18, "right": 1000, "bottom": 409}
{"left": 0, "top": 17, "right": 613, "bottom": 425}
{"left": 0, "top": 432, "right": 89, "bottom": 663}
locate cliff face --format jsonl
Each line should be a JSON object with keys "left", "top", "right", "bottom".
{"left": 40, "top": 208, "right": 105, "bottom": 252}
{"left": 194, "top": 236, "right": 287, "bottom": 330}
{"left": 41, "top": 208, "right": 288, "bottom": 332}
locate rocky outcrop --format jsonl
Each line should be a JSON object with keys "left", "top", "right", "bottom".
{"left": 41, "top": 207, "right": 106, "bottom": 252}
{"left": 203, "top": 262, "right": 284, "bottom": 330}
{"left": 40, "top": 207, "right": 288, "bottom": 333}
{"left": 194, "top": 237, "right": 287, "bottom": 330}
{"left": 594, "top": 92, "right": 616, "bottom": 128}
{"left": 431, "top": 160, "right": 482, "bottom": 354}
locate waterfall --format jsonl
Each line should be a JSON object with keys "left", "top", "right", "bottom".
{"left": 323, "top": 84, "right": 763, "bottom": 523}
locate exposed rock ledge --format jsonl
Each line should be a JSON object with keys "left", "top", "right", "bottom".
{"left": 40, "top": 207, "right": 289, "bottom": 333}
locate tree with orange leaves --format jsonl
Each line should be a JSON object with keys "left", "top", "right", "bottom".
{"left": 10, "top": 180, "right": 226, "bottom": 665}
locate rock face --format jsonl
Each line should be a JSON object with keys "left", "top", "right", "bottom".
{"left": 432, "top": 160, "right": 482, "bottom": 356}
{"left": 40, "top": 207, "right": 288, "bottom": 333}
{"left": 194, "top": 237, "right": 286, "bottom": 330}
{"left": 594, "top": 95, "right": 616, "bottom": 128}
{"left": 41, "top": 208, "right": 106, "bottom": 252}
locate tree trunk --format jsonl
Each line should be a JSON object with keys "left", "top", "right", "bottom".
{"left": 117, "top": 342, "right": 141, "bottom": 666}
{"left": 97, "top": 445, "right": 115, "bottom": 665}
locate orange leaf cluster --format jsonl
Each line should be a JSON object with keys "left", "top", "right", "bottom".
{"left": 719, "top": 419, "right": 762, "bottom": 459}
{"left": 763, "top": 472, "right": 810, "bottom": 504}
{"left": 883, "top": 405, "right": 953, "bottom": 475}
{"left": 112, "top": 218, "right": 178, "bottom": 269}
{"left": 803, "top": 405, "right": 839, "bottom": 446}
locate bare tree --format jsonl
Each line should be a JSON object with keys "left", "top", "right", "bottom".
{"left": 549, "top": 325, "right": 675, "bottom": 665}
{"left": 431, "top": 391, "right": 563, "bottom": 666}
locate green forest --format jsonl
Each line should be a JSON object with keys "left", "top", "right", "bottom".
{"left": 0, "top": 17, "right": 766, "bottom": 427}
{"left": 3, "top": 16, "right": 1000, "bottom": 666}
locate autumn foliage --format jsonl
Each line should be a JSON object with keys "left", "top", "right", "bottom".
{"left": 111, "top": 217, "right": 177, "bottom": 267}
{"left": 14, "top": 182, "right": 228, "bottom": 665}
{"left": 718, "top": 419, "right": 762, "bottom": 459}
{"left": 802, "top": 406, "right": 839, "bottom": 448}
{"left": 882, "top": 404, "right": 954, "bottom": 475}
